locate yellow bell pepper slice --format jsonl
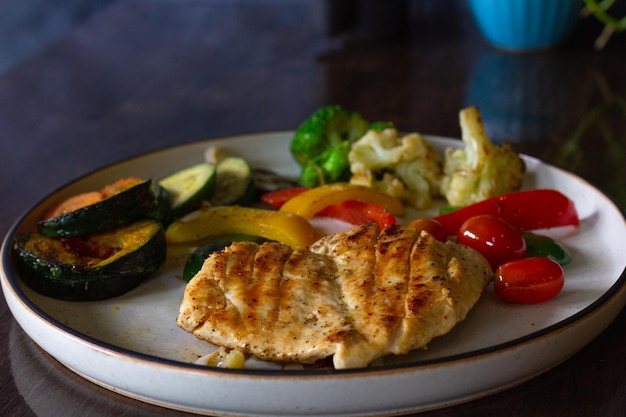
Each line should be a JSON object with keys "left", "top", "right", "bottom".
{"left": 165, "top": 206, "right": 318, "bottom": 250}
{"left": 279, "top": 183, "right": 405, "bottom": 219}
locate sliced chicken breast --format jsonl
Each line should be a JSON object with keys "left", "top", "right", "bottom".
{"left": 177, "top": 223, "right": 493, "bottom": 369}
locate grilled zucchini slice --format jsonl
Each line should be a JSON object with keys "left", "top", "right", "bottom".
{"left": 159, "top": 162, "right": 217, "bottom": 219}
{"left": 14, "top": 219, "right": 166, "bottom": 301}
{"left": 210, "top": 157, "right": 255, "bottom": 206}
{"left": 38, "top": 178, "right": 163, "bottom": 238}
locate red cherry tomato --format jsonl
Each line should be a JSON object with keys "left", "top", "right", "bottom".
{"left": 495, "top": 257, "right": 565, "bottom": 304}
{"left": 408, "top": 218, "right": 447, "bottom": 242}
{"left": 457, "top": 215, "right": 526, "bottom": 270}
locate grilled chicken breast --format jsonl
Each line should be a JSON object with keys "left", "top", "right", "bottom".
{"left": 177, "top": 223, "right": 493, "bottom": 369}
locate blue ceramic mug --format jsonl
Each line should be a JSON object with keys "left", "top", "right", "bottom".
{"left": 468, "top": 0, "right": 582, "bottom": 51}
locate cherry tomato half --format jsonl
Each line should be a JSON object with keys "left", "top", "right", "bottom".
{"left": 495, "top": 257, "right": 565, "bottom": 304}
{"left": 408, "top": 218, "right": 447, "bottom": 242}
{"left": 458, "top": 215, "right": 526, "bottom": 270}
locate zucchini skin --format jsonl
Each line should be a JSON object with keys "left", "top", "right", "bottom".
{"left": 153, "top": 184, "right": 173, "bottom": 226}
{"left": 37, "top": 179, "right": 164, "bottom": 238}
{"left": 14, "top": 220, "right": 167, "bottom": 301}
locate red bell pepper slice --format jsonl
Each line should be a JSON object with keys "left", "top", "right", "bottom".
{"left": 260, "top": 187, "right": 397, "bottom": 229}
{"left": 260, "top": 187, "right": 309, "bottom": 209}
{"left": 434, "top": 189, "right": 579, "bottom": 236}
{"left": 318, "top": 200, "right": 397, "bottom": 229}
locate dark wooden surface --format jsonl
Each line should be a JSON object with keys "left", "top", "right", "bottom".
{"left": 1, "top": 1, "right": 625, "bottom": 416}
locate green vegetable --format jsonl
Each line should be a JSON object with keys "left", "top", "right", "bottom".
{"left": 210, "top": 157, "right": 255, "bottom": 206}
{"left": 440, "top": 106, "right": 526, "bottom": 207}
{"left": 159, "top": 162, "right": 217, "bottom": 219}
{"left": 153, "top": 184, "right": 173, "bottom": 226}
{"left": 14, "top": 220, "right": 167, "bottom": 301}
{"left": 368, "top": 121, "right": 395, "bottom": 132}
{"left": 182, "top": 234, "right": 267, "bottom": 282}
{"left": 38, "top": 179, "right": 164, "bottom": 238}
{"left": 523, "top": 232, "right": 572, "bottom": 266}
{"left": 438, "top": 205, "right": 463, "bottom": 215}
{"left": 290, "top": 105, "right": 369, "bottom": 187}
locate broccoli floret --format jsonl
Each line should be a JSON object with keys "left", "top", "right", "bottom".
{"left": 290, "top": 105, "right": 369, "bottom": 187}
{"left": 440, "top": 106, "right": 525, "bottom": 206}
{"left": 348, "top": 128, "right": 443, "bottom": 209}
{"left": 368, "top": 120, "right": 395, "bottom": 132}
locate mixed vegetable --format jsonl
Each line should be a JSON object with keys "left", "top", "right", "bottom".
{"left": 38, "top": 177, "right": 166, "bottom": 238}
{"left": 15, "top": 219, "right": 166, "bottom": 301}
{"left": 13, "top": 105, "right": 580, "bottom": 306}
{"left": 440, "top": 106, "right": 525, "bottom": 206}
{"left": 261, "top": 185, "right": 400, "bottom": 229}
{"left": 165, "top": 205, "right": 318, "bottom": 250}
{"left": 290, "top": 105, "right": 369, "bottom": 187}
{"left": 293, "top": 105, "right": 526, "bottom": 210}
{"left": 348, "top": 128, "right": 442, "bottom": 209}
{"left": 432, "top": 188, "right": 580, "bottom": 236}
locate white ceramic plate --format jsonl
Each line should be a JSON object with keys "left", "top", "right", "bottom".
{"left": 2, "top": 132, "right": 625, "bottom": 417}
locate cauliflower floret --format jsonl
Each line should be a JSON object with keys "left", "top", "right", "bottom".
{"left": 349, "top": 128, "right": 442, "bottom": 209}
{"left": 440, "top": 106, "right": 525, "bottom": 206}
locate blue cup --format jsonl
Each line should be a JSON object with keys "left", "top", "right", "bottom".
{"left": 468, "top": 0, "right": 582, "bottom": 51}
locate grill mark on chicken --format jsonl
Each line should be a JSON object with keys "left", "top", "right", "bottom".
{"left": 177, "top": 222, "right": 493, "bottom": 369}
{"left": 246, "top": 243, "right": 290, "bottom": 332}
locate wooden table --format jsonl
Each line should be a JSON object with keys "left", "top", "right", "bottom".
{"left": 1, "top": 1, "right": 624, "bottom": 416}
